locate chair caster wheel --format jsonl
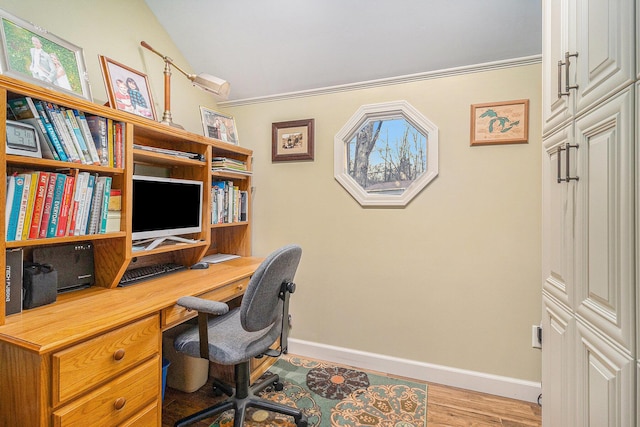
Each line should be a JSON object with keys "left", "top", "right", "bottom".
{"left": 273, "top": 381, "right": 284, "bottom": 391}
{"left": 296, "top": 418, "right": 308, "bottom": 427}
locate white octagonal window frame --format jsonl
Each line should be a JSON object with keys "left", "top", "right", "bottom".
{"left": 334, "top": 100, "right": 439, "bottom": 207}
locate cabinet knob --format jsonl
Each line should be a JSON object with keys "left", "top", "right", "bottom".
{"left": 113, "top": 348, "right": 126, "bottom": 361}
{"left": 114, "top": 397, "right": 127, "bottom": 410}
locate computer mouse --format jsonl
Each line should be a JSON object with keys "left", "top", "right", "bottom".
{"left": 190, "top": 262, "right": 210, "bottom": 270}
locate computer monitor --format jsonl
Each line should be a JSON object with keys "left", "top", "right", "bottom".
{"left": 131, "top": 175, "right": 203, "bottom": 250}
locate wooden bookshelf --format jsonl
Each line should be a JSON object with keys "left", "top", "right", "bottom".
{"left": 0, "top": 75, "right": 256, "bottom": 425}
{"left": 1, "top": 74, "right": 254, "bottom": 310}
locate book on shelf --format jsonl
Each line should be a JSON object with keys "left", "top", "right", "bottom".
{"left": 113, "top": 121, "right": 124, "bottom": 168}
{"left": 38, "top": 173, "right": 58, "bottom": 239}
{"left": 44, "top": 102, "right": 82, "bottom": 163}
{"left": 239, "top": 191, "right": 248, "bottom": 222}
{"left": 5, "top": 248, "right": 23, "bottom": 315}
{"left": 29, "top": 171, "right": 50, "bottom": 239}
{"left": 56, "top": 175, "right": 76, "bottom": 237}
{"left": 68, "top": 172, "right": 89, "bottom": 236}
{"left": 107, "top": 118, "right": 115, "bottom": 167}
{"left": 20, "top": 172, "right": 38, "bottom": 240}
{"left": 5, "top": 175, "right": 15, "bottom": 237}
{"left": 99, "top": 177, "right": 112, "bottom": 234}
{"left": 33, "top": 100, "right": 69, "bottom": 162}
{"left": 77, "top": 174, "right": 96, "bottom": 236}
{"left": 74, "top": 110, "right": 101, "bottom": 164}
{"left": 14, "top": 173, "right": 33, "bottom": 240}
{"left": 87, "top": 176, "right": 106, "bottom": 235}
{"left": 45, "top": 173, "right": 68, "bottom": 238}
{"left": 211, "top": 157, "right": 251, "bottom": 175}
{"left": 63, "top": 109, "right": 94, "bottom": 164}
{"left": 6, "top": 174, "right": 25, "bottom": 241}
{"left": 85, "top": 115, "right": 110, "bottom": 166}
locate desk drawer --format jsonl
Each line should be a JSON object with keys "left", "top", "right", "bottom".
{"left": 162, "top": 277, "right": 249, "bottom": 328}
{"left": 53, "top": 315, "right": 159, "bottom": 405}
{"left": 53, "top": 357, "right": 159, "bottom": 427}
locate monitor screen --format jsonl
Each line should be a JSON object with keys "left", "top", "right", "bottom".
{"left": 131, "top": 175, "right": 203, "bottom": 241}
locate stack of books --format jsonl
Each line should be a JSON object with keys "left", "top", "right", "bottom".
{"left": 211, "top": 157, "right": 251, "bottom": 175}
{"left": 211, "top": 180, "right": 248, "bottom": 224}
{"left": 5, "top": 171, "right": 114, "bottom": 241}
{"left": 7, "top": 97, "right": 125, "bottom": 168}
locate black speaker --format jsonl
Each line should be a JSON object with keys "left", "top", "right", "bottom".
{"left": 32, "top": 243, "right": 95, "bottom": 292}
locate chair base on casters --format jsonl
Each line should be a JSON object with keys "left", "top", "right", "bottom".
{"left": 174, "top": 360, "right": 308, "bottom": 427}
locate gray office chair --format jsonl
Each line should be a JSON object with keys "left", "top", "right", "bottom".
{"left": 173, "top": 244, "right": 308, "bottom": 427}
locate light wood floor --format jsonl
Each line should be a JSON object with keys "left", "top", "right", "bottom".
{"left": 162, "top": 358, "right": 542, "bottom": 427}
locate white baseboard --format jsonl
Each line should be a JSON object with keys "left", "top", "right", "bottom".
{"left": 287, "top": 338, "right": 541, "bottom": 404}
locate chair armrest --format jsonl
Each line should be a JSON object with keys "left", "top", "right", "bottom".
{"left": 176, "top": 296, "right": 229, "bottom": 315}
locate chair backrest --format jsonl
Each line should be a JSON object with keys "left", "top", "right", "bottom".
{"left": 240, "top": 244, "right": 302, "bottom": 332}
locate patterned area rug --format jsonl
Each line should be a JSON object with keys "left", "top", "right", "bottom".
{"left": 210, "top": 354, "right": 428, "bottom": 427}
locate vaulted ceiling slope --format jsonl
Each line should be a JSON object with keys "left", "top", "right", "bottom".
{"left": 145, "top": 0, "right": 542, "bottom": 102}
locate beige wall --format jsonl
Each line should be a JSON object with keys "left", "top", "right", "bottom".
{"left": 226, "top": 64, "right": 542, "bottom": 382}
{"left": 0, "top": 0, "right": 217, "bottom": 134}
{"left": 0, "top": 0, "right": 542, "bottom": 383}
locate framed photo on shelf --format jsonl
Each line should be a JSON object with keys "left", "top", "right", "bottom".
{"left": 272, "top": 119, "right": 314, "bottom": 162}
{"left": 99, "top": 55, "right": 156, "bottom": 120}
{"left": 470, "top": 99, "right": 529, "bottom": 146}
{"left": 200, "top": 106, "right": 239, "bottom": 145}
{"left": 0, "top": 9, "right": 92, "bottom": 100}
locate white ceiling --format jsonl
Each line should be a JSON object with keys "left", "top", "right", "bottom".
{"left": 145, "top": 0, "right": 541, "bottom": 102}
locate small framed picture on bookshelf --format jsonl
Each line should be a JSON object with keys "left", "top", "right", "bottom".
{"left": 0, "top": 9, "right": 92, "bottom": 100}
{"left": 272, "top": 119, "right": 314, "bottom": 162}
{"left": 200, "top": 106, "right": 239, "bottom": 145}
{"left": 99, "top": 55, "right": 156, "bottom": 120}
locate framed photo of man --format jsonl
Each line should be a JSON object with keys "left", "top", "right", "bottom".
{"left": 0, "top": 9, "right": 92, "bottom": 100}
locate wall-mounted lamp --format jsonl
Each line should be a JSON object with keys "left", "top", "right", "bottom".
{"left": 141, "top": 41, "right": 230, "bottom": 128}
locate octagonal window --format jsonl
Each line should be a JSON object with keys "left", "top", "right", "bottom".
{"left": 334, "top": 101, "right": 438, "bottom": 207}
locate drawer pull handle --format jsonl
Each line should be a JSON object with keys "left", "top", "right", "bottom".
{"left": 114, "top": 397, "right": 126, "bottom": 410}
{"left": 113, "top": 348, "right": 126, "bottom": 361}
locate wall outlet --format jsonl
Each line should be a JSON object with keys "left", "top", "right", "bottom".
{"left": 531, "top": 324, "right": 542, "bottom": 349}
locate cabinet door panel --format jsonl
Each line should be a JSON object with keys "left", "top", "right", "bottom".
{"left": 542, "top": 293, "right": 576, "bottom": 427}
{"left": 574, "top": 0, "right": 635, "bottom": 114}
{"left": 575, "top": 321, "right": 635, "bottom": 427}
{"left": 542, "top": 126, "right": 576, "bottom": 308}
{"left": 574, "top": 88, "right": 635, "bottom": 351}
{"left": 542, "top": 0, "right": 574, "bottom": 135}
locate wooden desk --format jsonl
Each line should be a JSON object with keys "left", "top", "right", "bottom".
{"left": 0, "top": 257, "right": 263, "bottom": 426}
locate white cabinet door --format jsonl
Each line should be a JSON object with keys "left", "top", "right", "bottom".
{"left": 574, "top": 0, "right": 635, "bottom": 115}
{"left": 542, "top": 0, "right": 574, "bottom": 135}
{"left": 542, "top": 293, "right": 576, "bottom": 427}
{"left": 574, "top": 88, "right": 635, "bottom": 352}
{"left": 542, "top": 126, "right": 577, "bottom": 308}
{"left": 575, "top": 321, "right": 635, "bottom": 427}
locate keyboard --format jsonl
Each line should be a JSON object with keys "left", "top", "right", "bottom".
{"left": 118, "top": 263, "right": 188, "bottom": 287}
